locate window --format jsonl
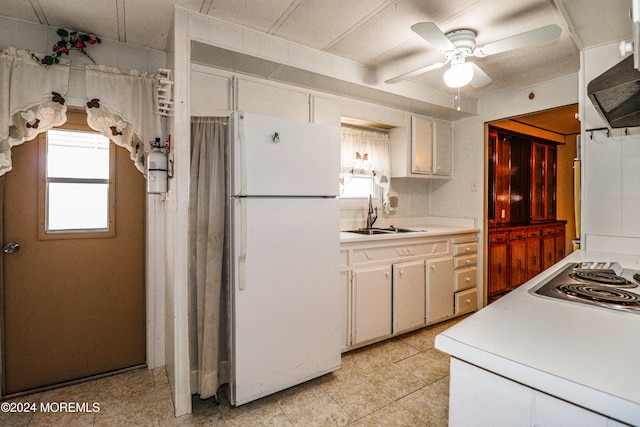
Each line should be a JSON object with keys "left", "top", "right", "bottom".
{"left": 340, "top": 126, "right": 390, "bottom": 201}
{"left": 38, "top": 125, "right": 115, "bottom": 239}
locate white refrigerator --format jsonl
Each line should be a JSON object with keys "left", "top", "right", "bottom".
{"left": 229, "top": 112, "right": 341, "bottom": 406}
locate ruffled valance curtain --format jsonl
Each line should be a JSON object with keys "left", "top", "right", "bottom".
{"left": 0, "top": 48, "right": 69, "bottom": 176}
{"left": 341, "top": 126, "right": 391, "bottom": 209}
{"left": 85, "top": 65, "right": 162, "bottom": 175}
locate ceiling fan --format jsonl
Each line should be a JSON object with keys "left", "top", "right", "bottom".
{"left": 385, "top": 22, "right": 562, "bottom": 88}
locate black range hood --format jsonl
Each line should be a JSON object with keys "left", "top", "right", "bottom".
{"left": 588, "top": 55, "right": 640, "bottom": 128}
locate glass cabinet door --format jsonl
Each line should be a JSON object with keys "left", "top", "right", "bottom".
{"left": 531, "top": 142, "right": 556, "bottom": 221}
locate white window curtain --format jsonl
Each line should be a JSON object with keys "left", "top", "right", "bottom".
{"left": 85, "top": 65, "right": 162, "bottom": 174}
{"left": 0, "top": 47, "right": 69, "bottom": 176}
{"left": 188, "top": 117, "right": 230, "bottom": 400}
{"left": 341, "top": 126, "right": 391, "bottom": 210}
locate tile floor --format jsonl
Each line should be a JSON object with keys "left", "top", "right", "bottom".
{"left": 1, "top": 317, "right": 464, "bottom": 427}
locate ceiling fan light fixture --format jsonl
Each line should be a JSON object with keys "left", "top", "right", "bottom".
{"left": 444, "top": 62, "right": 473, "bottom": 88}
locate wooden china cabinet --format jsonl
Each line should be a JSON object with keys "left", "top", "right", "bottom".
{"left": 488, "top": 127, "right": 566, "bottom": 301}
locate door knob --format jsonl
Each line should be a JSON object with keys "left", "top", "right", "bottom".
{"left": 3, "top": 242, "right": 20, "bottom": 254}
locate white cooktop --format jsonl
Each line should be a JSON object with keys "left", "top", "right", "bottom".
{"left": 435, "top": 250, "right": 640, "bottom": 426}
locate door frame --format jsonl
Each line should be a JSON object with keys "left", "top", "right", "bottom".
{"left": 0, "top": 112, "right": 165, "bottom": 397}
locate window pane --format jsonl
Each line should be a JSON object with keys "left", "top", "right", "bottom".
{"left": 47, "top": 183, "right": 109, "bottom": 231}
{"left": 341, "top": 176, "right": 375, "bottom": 199}
{"left": 47, "top": 129, "right": 110, "bottom": 179}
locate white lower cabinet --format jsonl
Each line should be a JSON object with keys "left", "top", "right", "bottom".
{"left": 426, "top": 257, "right": 455, "bottom": 324}
{"left": 341, "top": 232, "right": 478, "bottom": 351}
{"left": 352, "top": 266, "right": 392, "bottom": 346}
{"left": 393, "top": 260, "right": 426, "bottom": 334}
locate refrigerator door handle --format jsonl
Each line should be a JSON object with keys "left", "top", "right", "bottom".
{"left": 238, "top": 197, "right": 248, "bottom": 290}
{"left": 238, "top": 113, "right": 248, "bottom": 196}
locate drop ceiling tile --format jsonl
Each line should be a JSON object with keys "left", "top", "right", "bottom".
{"left": 271, "top": 0, "right": 386, "bottom": 50}
{"left": 1, "top": 2, "right": 42, "bottom": 24}
{"left": 558, "top": 0, "right": 630, "bottom": 47}
{"left": 206, "top": 0, "right": 296, "bottom": 33}
{"left": 38, "top": 0, "right": 120, "bottom": 43}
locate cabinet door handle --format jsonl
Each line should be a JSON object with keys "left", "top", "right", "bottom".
{"left": 431, "top": 265, "right": 435, "bottom": 271}
{"left": 465, "top": 259, "right": 471, "bottom": 265}
{"left": 532, "top": 255, "right": 537, "bottom": 266}
{"left": 385, "top": 272, "right": 390, "bottom": 278}
{"left": 517, "top": 259, "right": 522, "bottom": 268}
{"left": 498, "top": 263, "right": 502, "bottom": 274}
{"left": 548, "top": 253, "right": 552, "bottom": 261}
{"left": 399, "top": 269, "right": 404, "bottom": 275}
{"left": 465, "top": 277, "right": 471, "bottom": 283}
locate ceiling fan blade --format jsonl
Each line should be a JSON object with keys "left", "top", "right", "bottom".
{"left": 469, "top": 63, "right": 492, "bottom": 88}
{"left": 474, "top": 24, "right": 561, "bottom": 56}
{"left": 411, "top": 22, "right": 456, "bottom": 51}
{"left": 385, "top": 61, "right": 447, "bottom": 84}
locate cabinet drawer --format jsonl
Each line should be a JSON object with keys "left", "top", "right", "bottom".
{"left": 454, "top": 267, "right": 477, "bottom": 292}
{"left": 452, "top": 242, "right": 478, "bottom": 256}
{"left": 455, "top": 288, "right": 478, "bottom": 315}
{"left": 542, "top": 227, "right": 555, "bottom": 237}
{"left": 509, "top": 230, "right": 526, "bottom": 240}
{"left": 527, "top": 229, "right": 541, "bottom": 238}
{"left": 489, "top": 232, "right": 507, "bottom": 243}
{"left": 350, "top": 241, "right": 448, "bottom": 265}
{"left": 454, "top": 254, "right": 477, "bottom": 269}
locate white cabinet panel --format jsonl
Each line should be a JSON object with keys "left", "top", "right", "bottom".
{"left": 353, "top": 265, "right": 392, "bottom": 345}
{"left": 236, "top": 78, "right": 309, "bottom": 122}
{"left": 190, "top": 70, "right": 231, "bottom": 115}
{"left": 426, "top": 257, "right": 454, "bottom": 324}
{"left": 312, "top": 95, "right": 340, "bottom": 126}
{"left": 433, "top": 120, "right": 452, "bottom": 176}
{"left": 393, "top": 260, "right": 426, "bottom": 334}
{"left": 340, "top": 270, "right": 351, "bottom": 351}
{"left": 411, "top": 115, "right": 433, "bottom": 175}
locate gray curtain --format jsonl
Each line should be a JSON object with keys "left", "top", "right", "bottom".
{"left": 188, "top": 116, "right": 229, "bottom": 399}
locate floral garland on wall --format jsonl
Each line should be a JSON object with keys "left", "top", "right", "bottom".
{"left": 31, "top": 28, "right": 101, "bottom": 65}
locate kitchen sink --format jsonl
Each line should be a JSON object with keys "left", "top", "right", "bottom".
{"left": 346, "top": 227, "right": 427, "bottom": 235}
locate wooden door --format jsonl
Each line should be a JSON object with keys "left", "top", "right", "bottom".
{"left": 508, "top": 235, "right": 527, "bottom": 289}
{"left": 353, "top": 266, "right": 392, "bottom": 345}
{"left": 2, "top": 114, "right": 145, "bottom": 395}
{"left": 488, "top": 233, "right": 509, "bottom": 297}
{"left": 526, "top": 231, "right": 542, "bottom": 280}
{"left": 542, "top": 227, "right": 556, "bottom": 270}
{"left": 426, "top": 257, "right": 454, "bottom": 324}
{"left": 392, "top": 260, "right": 426, "bottom": 334}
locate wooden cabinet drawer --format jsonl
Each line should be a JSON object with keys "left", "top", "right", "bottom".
{"left": 452, "top": 242, "right": 478, "bottom": 256}
{"left": 454, "top": 254, "right": 477, "bottom": 269}
{"left": 527, "top": 229, "right": 541, "bottom": 238}
{"left": 509, "top": 230, "right": 526, "bottom": 240}
{"left": 455, "top": 288, "right": 478, "bottom": 315}
{"left": 454, "top": 267, "right": 477, "bottom": 292}
{"left": 542, "top": 227, "right": 555, "bottom": 237}
{"left": 489, "top": 232, "right": 507, "bottom": 243}
{"left": 350, "top": 240, "right": 448, "bottom": 265}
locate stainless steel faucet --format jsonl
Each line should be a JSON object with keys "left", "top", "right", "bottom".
{"left": 366, "top": 194, "right": 378, "bottom": 229}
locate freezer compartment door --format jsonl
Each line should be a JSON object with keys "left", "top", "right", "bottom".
{"left": 231, "top": 197, "right": 341, "bottom": 405}
{"left": 234, "top": 113, "right": 340, "bottom": 196}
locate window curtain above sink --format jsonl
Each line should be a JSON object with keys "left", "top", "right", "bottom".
{"left": 340, "top": 126, "right": 391, "bottom": 211}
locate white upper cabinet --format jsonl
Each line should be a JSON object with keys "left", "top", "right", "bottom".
{"left": 391, "top": 114, "right": 453, "bottom": 179}
{"left": 236, "top": 78, "right": 309, "bottom": 122}
{"left": 190, "top": 67, "right": 232, "bottom": 116}
{"left": 433, "top": 119, "right": 452, "bottom": 176}
{"left": 411, "top": 115, "right": 433, "bottom": 175}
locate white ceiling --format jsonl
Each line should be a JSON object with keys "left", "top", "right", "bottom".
{"left": 2, "top": 0, "right": 634, "bottom": 98}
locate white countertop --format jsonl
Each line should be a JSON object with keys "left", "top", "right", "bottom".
{"left": 435, "top": 249, "right": 640, "bottom": 426}
{"left": 340, "top": 224, "right": 479, "bottom": 243}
